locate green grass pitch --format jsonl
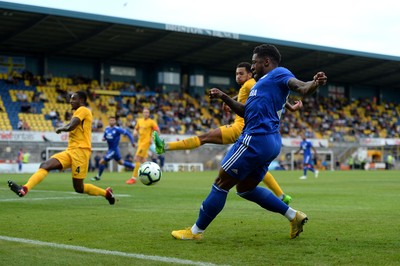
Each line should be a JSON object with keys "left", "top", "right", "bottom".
{"left": 1, "top": 170, "right": 399, "bottom": 265}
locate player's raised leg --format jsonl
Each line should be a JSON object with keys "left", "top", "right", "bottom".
{"left": 76, "top": 179, "right": 115, "bottom": 205}
{"left": 153, "top": 128, "right": 224, "bottom": 154}
{"left": 153, "top": 131, "right": 165, "bottom": 154}
{"left": 153, "top": 132, "right": 202, "bottom": 154}
{"left": 8, "top": 162, "right": 52, "bottom": 197}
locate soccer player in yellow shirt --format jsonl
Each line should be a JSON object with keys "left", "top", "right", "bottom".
{"left": 8, "top": 91, "right": 115, "bottom": 205}
{"left": 154, "top": 62, "right": 302, "bottom": 204}
{"left": 126, "top": 107, "right": 160, "bottom": 184}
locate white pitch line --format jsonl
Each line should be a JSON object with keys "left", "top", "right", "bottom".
{"left": 0, "top": 236, "right": 222, "bottom": 266}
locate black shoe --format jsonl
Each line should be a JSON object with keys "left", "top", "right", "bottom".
{"left": 8, "top": 180, "right": 27, "bottom": 197}
{"left": 105, "top": 187, "right": 115, "bottom": 205}
{"left": 91, "top": 176, "right": 101, "bottom": 181}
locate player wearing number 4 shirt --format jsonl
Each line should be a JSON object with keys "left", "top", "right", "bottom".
{"left": 8, "top": 91, "right": 115, "bottom": 205}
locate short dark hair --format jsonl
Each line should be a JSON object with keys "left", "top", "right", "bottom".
{"left": 75, "top": 91, "right": 87, "bottom": 103}
{"left": 253, "top": 44, "right": 281, "bottom": 65}
{"left": 237, "top": 62, "right": 252, "bottom": 73}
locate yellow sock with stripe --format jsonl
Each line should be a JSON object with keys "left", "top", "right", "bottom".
{"left": 83, "top": 184, "right": 106, "bottom": 196}
{"left": 262, "top": 172, "right": 284, "bottom": 197}
{"left": 167, "top": 136, "right": 201, "bottom": 150}
{"left": 132, "top": 162, "right": 141, "bottom": 178}
{"left": 25, "top": 168, "right": 48, "bottom": 191}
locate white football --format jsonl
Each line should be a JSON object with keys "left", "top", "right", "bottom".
{"left": 138, "top": 161, "right": 162, "bottom": 186}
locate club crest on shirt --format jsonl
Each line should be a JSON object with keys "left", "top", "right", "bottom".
{"left": 249, "top": 89, "right": 257, "bottom": 97}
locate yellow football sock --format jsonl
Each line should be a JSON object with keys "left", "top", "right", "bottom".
{"left": 132, "top": 162, "right": 141, "bottom": 178}
{"left": 262, "top": 172, "right": 284, "bottom": 197}
{"left": 25, "top": 168, "right": 48, "bottom": 191}
{"left": 167, "top": 136, "right": 201, "bottom": 150}
{"left": 83, "top": 184, "right": 106, "bottom": 196}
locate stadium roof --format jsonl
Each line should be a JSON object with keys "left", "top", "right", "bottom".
{"left": 1, "top": 2, "right": 400, "bottom": 90}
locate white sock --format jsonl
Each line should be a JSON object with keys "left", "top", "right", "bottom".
{"left": 191, "top": 224, "right": 204, "bottom": 234}
{"left": 285, "top": 207, "right": 297, "bottom": 221}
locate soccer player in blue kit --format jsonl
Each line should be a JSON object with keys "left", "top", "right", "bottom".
{"left": 295, "top": 132, "right": 319, "bottom": 179}
{"left": 171, "top": 44, "right": 327, "bottom": 240}
{"left": 91, "top": 116, "right": 135, "bottom": 181}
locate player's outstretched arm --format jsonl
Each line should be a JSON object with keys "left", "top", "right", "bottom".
{"left": 294, "top": 146, "right": 302, "bottom": 155}
{"left": 209, "top": 88, "right": 245, "bottom": 117}
{"left": 288, "top": 72, "right": 327, "bottom": 96}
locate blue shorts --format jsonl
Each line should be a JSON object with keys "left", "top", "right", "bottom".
{"left": 221, "top": 133, "right": 281, "bottom": 182}
{"left": 303, "top": 155, "right": 313, "bottom": 165}
{"left": 103, "top": 148, "right": 122, "bottom": 162}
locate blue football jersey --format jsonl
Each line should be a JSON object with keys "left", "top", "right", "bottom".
{"left": 103, "top": 126, "right": 134, "bottom": 150}
{"left": 300, "top": 140, "right": 313, "bottom": 158}
{"left": 243, "top": 67, "right": 294, "bottom": 135}
{"left": 221, "top": 67, "right": 295, "bottom": 180}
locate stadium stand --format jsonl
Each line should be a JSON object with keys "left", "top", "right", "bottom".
{"left": 0, "top": 75, "right": 225, "bottom": 135}
{"left": 1, "top": 73, "right": 400, "bottom": 141}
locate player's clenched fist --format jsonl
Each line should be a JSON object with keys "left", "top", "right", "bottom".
{"left": 313, "top": 72, "right": 327, "bottom": 86}
{"left": 209, "top": 88, "right": 225, "bottom": 99}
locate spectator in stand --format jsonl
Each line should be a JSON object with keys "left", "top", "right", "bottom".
{"left": 48, "top": 109, "right": 58, "bottom": 120}
{"left": 64, "top": 110, "right": 72, "bottom": 121}
{"left": 98, "top": 101, "right": 108, "bottom": 113}
{"left": 55, "top": 119, "right": 64, "bottom": 128}
{"left": 39, "top": 92, "right": 48, "bottom": 102}
{"left": 17, "top": 120, "right": 23, "bottom": 130}
{"left": 18, "top": 119, "right": 30, "bottom": 130}
{"left": 92, "top": 117, "right": 102, "bottom": 132}
{"left": 128, "top": 81, "right": 136, "bottom": 92}
{"left": 20, "top": 100, "right": 31, "bottom": 113}
{"left": 56, "top": 92, "right": 67, "bottom": 103}
{"left": 16, "top": 91, "right": 27, "bottom": 102}
{"left": 85, "top": 86, "right": 95, "bottom": 101}
{"left": 125, "top": 116, "right": 136, "bottom": 130}
{"left": 32, "top": 91, "right": 40, "bottom": 102}
{"left": 96, "top": 118, "right": 104, "bottom": 132}
{"left": 108, "top": 96, "right": 116, "bottom": 106}
{"left": 17, "top": 148, "right": 23, "bottom": 172}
